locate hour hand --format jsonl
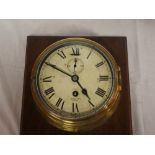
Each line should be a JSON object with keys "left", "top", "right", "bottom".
{"left": 45, "top": 62, "right": 72, "bottom": 77}
{"left": 82, "top": 88, "right": 90, "bottom": 100}
{"left": 76, "top": 80, "right": 90, "bottom": 100}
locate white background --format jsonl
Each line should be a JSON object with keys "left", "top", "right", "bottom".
{"left": 0, "top": 19, "right": 155, "bottom": 134}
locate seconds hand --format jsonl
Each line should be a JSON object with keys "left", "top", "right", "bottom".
{"left": 74, "top": 58, "right": 77, "bottom": 73}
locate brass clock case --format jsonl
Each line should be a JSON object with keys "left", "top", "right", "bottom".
{"left": 31, "top": 38, "right": 122, "bottom": 132}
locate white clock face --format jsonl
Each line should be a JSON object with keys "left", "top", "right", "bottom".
{"left": 35, "top": 42, "right": 115, "bottom": 119}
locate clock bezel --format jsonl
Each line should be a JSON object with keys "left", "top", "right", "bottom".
{"left": 36, "top": 42, "right": 114, "bottom": 119}
{"left": 31, "top": 37, "right": 122, "bottom": 132}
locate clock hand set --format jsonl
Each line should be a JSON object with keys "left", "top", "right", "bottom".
{"left": 45, "top": 62, "right": 91, "bottom": 100}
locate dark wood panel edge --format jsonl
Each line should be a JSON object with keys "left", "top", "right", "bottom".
{"left": 20, "top": 37, "right": 30, "bottom": 134}
{"left": 124, "top": 37, "right": 133, "bottom": 134}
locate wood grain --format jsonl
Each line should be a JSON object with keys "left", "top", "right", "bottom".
{"left": 20, "top": 36, "right": 132, "bottom": 135}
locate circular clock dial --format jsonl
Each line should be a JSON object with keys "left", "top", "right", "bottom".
{"left": 35, "top": 42, "right": 115, "bottom": 119}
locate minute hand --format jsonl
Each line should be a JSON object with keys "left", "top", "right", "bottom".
{"left": 45, "top": 62, "right": 72, "bottom": 77}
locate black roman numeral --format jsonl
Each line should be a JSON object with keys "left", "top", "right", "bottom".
{"left": 55, "top": 98, "right": 64, "bottom": 110}
{"left": 87, "top": 51, "right": 92, "bottom": 59}
{"left": 71, "top": 48, "right": 80, "bottom": 56}
{"left": 96, "top": 61, "right": 104, "bottom": 68}
{"left": 72, "top": 103, "right": 79, "bottom": 113}
{"left": 43, "top": 76, "right": 52, "bottom": 82}
{"left": 99, "top": 75, "right": 109, "bottom": 81}
{"left": 44, "top": 87, "right": 55, "bottom": 99}
{"left": 95, "top": 88, "right": 106, "bottom": 97}
{"left": 57, "top": 50, "right": 66, "bottom": 59}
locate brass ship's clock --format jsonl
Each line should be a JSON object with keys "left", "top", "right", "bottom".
{"left": 31, "top": 38, "right": 122, "bottom": 132}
